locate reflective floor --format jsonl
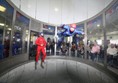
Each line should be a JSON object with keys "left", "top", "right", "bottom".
{"left": 0, "top": 59, "right": 116, "bottom": 83}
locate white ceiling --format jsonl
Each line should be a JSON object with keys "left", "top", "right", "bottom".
{"left": 10, "top": 0, "right": 113, "bottom": 25}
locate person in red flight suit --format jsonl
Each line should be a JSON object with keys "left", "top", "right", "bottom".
{"left": 35, "top": 32, "right": 47, "bottom": 69}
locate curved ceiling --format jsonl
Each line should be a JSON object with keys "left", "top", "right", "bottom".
{"left": 10, "top": 0, "right": 113, "bottom": 25}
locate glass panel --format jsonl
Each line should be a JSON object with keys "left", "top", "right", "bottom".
{"left": 105, "top": 1, "right": 118, "bottom": 68}
{"left": 43, "top": 24, "right": 55, "bottom": 56}
{"left": 12, "top": 12, "right": 29, "bottom": 56}
{"left": 74, "top": 24, "right": 84, "bottom": 58}
{"left": 87, "top": 15, "right": 104, "bottom": 63}
{"left": 56, "top": 24, "right": 84, "bottom": 57}
{"left": 29, "top": 20, "right": 42, "bottom": 59}
{"left": 0, "top": 29, "right": 3, "bottom": 44}
{"left": 0, "top": 0, "right": 14, "bottom": 59}
{"left": 0, "top": 16, "right": 5, "bottom": 45}
{"left": 0, "top": 29, "right": 4, "bottom": 59}
{"left": 29, "top": 30, "right": 38, "bottom": 58}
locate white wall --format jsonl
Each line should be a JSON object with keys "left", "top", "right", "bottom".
{"left": 11, "top": 0, "right": 20, "bottom": 8}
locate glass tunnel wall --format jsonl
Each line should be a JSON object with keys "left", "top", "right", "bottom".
{"left": 12, "top": 11, "right": 29, "bottom": 56}
{"left": 0, "top": 0, "right": 118, "bottom": 69}
{"left": 105, "top": 1, "right": 118, "bottom": 44}
{"left": 105, "top": 1, "right": 118, "bottom": 67}
{"left": 0, "top": 0, "right": 30, "bottom": 59}
{"left": 87, "top": 15, "right": 104, "bottom": 63}
{"left": 0, "top": 0, "right": 14, "bottom": 59}
{"left": 29, "top": 19, "right": 41, "bottom": 58}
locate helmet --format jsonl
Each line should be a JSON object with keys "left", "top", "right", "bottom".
{"left": 39, "top": 32, "right": 44, "bottom": 36}
{"left": 70, "top": 24, "right": 76, "bottom": 28}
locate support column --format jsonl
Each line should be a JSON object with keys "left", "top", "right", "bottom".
{"left": 40, "top": 23, "right": 44, "bottom": 32}
{"left": 54, "top": 26, "right": 57, "bottom": 56}
{"left": 9, "top": 9, "right": 16, "bottom": 57}
{"left": 27, "top": 18, "right": 31, "bottom": 58}
{"left": 84, "top": 22, "right": 87, "bottom": 59}
{"left": 102, "top": 13, "right": 107, "bottom": 68}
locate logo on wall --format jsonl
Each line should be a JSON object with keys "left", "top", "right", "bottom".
{"left": 43, "top": 24, "right": 55, "bottom": 35}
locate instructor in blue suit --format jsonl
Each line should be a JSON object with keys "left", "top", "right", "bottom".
{"left": 57, "top": 24, "right": 84, "bottom": 49}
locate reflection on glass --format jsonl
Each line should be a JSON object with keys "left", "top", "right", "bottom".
{"left": 87, "top": 15, "right": 104, "bottom": 63}
{"left": 29, "top": 31, "right": 38, "bottom": 57}
{"left": 12, "top": 28, "right": 22, "bottom": 55}
{"left": 12, "top": 12, "right": 29, "bottom": 56}
{"left": 0, "top": 0, "right": 14, "bottom": 59}
{"left": 4, "top": 30, "right": 11, "bottom": 58}
{"left": 0, "top": 5, "right": 6, "bottom": 12}
{"left": 43, "top": 24, "right": 55, "bottom": 35}
{"left": 0, "top": 29, "right": 3, "bottom": 59}
{"left": 73, "top": 24, "right": 85, "bottom": 58}
{"left": 105, "top": 1, "right": 118, "bottom": 68}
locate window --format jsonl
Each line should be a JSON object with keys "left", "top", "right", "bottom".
{"left": 0, "top": 0, "right": 14, "bottom": 59}
{"left": 12, "top": 12, "right": 29, "bottom": 56}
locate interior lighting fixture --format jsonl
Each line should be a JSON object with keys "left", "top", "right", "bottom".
{"left": 54, "top": 8, "right": 59, "bottom": 12}
{"left": 0, "top": 5, "right": 6, "bottom": 12}
{"left": 8, "top": 28, "right": 12, "bottom": 30}
{"left": 97, "top": 24, "right": 100, "bottom": 27}
{"left": 0, "top": 23, "right": 5, "bottom": 26}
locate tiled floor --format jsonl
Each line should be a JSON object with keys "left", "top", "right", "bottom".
{"left": 0, "top": 59, "right": 116, "bottom": 83}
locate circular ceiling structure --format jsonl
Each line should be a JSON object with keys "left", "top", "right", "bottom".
{"left": 10, "top": 0, "right": 113, "bottom": 25}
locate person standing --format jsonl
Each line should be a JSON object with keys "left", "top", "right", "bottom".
{"left": 90, "top": 42, "right": 100, "bottom": 61}
{"left": 107, "top": 44, "right": 117, "bottom": 66}
{"left": 35, "top": 32, "right": 47, "bottom": 69}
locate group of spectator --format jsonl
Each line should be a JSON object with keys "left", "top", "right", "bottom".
{"left": 107, "top": 44, "right": 118, "bottom": 67}
{"left": 59, "top": 40, "right": 118, "bottom": 68}
{"left": 45, "top": 37, "right": 118, "bottom": 66}
{"left": 59, "top": 41, "right": 84, "bottom": 57}
{"left": 46, "top": 37, "right": 55, "bottom": 55}
{"left": 87, "top": 42, "right": 118, "bottom": 68}
{"left": 29, "top": 35, "right": 118, "bottom": 68}
{"left": 29, "top": 34, "right": 118, "bottom": 69}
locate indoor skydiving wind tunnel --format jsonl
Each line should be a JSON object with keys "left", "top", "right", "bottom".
{"left": 0, "top": 0, "right": 118, "bottom": 83}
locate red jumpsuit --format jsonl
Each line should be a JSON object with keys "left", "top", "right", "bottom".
{"left": 35, "top": 36, "right": 47, "bottom": 62}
